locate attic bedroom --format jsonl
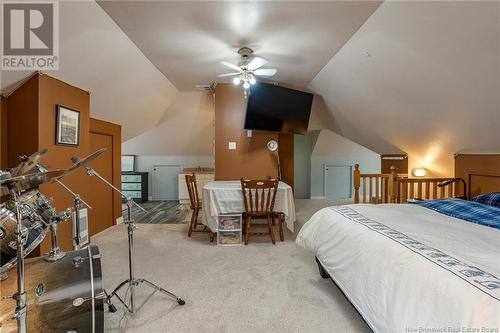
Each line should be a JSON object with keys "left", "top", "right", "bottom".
{"left": 0, "top": 1, "right": 498, "bottom": 333}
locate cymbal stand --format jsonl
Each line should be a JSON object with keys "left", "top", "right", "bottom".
{"left": 53, "top": 179, "right": 92, "bottom": 251}
{"left": 82, "top": 166, "right": 185, "bottom": 315}
{"left": 11, "top": 190, "right": 27, "bottom": 333}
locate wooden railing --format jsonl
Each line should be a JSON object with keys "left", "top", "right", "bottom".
{"left": 354, "top": 164, "right": 455, "bottom": 204}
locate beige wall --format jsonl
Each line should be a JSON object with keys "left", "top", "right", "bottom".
{"left": 309, "top": 1, "right": 500, "bottom": 177}
{"left": 312, "top": 130, "right": 379, "bottom": 157}
{"left": 122, "top": 92, "right": 214, "bottom": 155}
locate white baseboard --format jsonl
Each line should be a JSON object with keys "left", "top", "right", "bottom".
{"left": 310, "top": 196, "right": 326, "bottom": 200}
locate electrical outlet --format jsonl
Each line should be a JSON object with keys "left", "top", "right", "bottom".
{"left": 228, "top": 142, "right": 237, "bottom": 150}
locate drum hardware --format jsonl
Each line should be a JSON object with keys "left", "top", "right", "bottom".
{"left": 73, "top": 255, "right": 84, "bottom": 267}
{"left": 35, "top": 163, "right": 92, "bottom": 251}
{"left": 71, "top": 150, "right": 186, "bottom": 315}
{"left": 35, "top": 283, "right": 44, "bottom": 297}
{"left": 11, "top": 189, "right": 28, "bottom": 333}
{"left": 44, "top": 208, "right": 72, "bottom": 262}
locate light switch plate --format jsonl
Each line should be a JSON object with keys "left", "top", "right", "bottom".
{"left": 228, "top": 142, "right": 237, "bottom": 150}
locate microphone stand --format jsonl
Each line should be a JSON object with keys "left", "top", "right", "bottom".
{"left": 81, "top": 164, "right": 185, "bottom": 315}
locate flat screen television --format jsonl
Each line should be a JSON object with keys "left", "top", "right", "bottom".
{"left": 244, "top": 83, "right": 313, "bottom": 135}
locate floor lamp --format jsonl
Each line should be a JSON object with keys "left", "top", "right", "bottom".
{"left": 267, "top": 140, "right": 281, "bottom": 179}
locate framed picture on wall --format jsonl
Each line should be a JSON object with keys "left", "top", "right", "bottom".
{"left": 56, "top": 105, "right": 80, "bottom": 146}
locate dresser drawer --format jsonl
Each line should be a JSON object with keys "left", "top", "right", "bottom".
{"left": 122, "top": 174, "right": 142, "bottom": 183}
{"left": 122, "top": 190, "right": 142, "bottom": 199}
{"left": 122, "top": 183, "right": 142, "bottom": 191}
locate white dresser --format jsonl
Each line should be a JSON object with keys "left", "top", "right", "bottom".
{"left": 178, "top": 170, "right": 214, "bottom": 204}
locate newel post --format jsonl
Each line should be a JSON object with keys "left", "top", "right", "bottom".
{"left": 353, "top": 164, "right": 360, "bottom": 204}
{"left": 387, "top": 166, "right": 399, "bottom": 203}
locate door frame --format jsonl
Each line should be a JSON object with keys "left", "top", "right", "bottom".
{"left": 323, "top": 164, "right": 353, "bottom": 199}
{"left": 89, "top": 118, "right": 121, "bottom": 227}
{"left": 152, "top": 164, "right": 183, "bottom": 200}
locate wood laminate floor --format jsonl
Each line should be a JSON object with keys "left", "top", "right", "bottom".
{"left": 122, "top": 200, "right": 192, "bottom": 224}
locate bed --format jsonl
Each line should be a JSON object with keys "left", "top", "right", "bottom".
{"left": 297, "top": 201, "right": 500, "bottom": 332}
{"left": 297, "top": 155, "right": 500, "bottom": 332}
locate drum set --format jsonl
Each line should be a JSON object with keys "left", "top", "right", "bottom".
{"left": 0, "top": 148, "right": 184, "bottom": 333}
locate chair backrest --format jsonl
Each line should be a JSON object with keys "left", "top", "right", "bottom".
{"left": 240, "top": 178, "right": 279, "bottom": 213}
{"left": 185, "top": 173, "right": 200, "bottom": 208}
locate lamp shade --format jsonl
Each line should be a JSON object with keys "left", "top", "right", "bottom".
{"left": 412, "top": 168, "right": 427, "bottom": 177}
{"left": 267, "top": 140, "right": 278, "bottom": 152}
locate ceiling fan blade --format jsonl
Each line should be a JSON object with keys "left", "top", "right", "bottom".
{"left": 247, "top": 57, "right": 267, "bottom": 70}
{"left": 217, "top": 72, "right": 240, "bottom": 77}
{"left": 253, "top": 68, "right": 277, "bottom": 77}
{"left": 221, "top": 61, "right": 242, "bottom": 72}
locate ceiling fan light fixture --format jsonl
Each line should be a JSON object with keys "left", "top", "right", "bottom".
{"left": 219, "top": 47, "right": 277, "bottom": 91}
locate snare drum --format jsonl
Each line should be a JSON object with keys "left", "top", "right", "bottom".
{"left": 0, "top": 245, "right": 105, "bottom": 333}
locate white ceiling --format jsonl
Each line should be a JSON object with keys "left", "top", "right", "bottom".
{"left": 98, "top": 1, "right": 382, "bottom": 91}
{"left": 308, "top": 1, "right": 500, "bottom": 176}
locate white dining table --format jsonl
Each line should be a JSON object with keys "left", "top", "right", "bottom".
{"left": 202, "top": 181, "right": 296, "bottom": 233}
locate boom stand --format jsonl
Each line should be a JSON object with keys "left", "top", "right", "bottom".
{"left": 83, "top": 166, "right": 185, "bottom": 315}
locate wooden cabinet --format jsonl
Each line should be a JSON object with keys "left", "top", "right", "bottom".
{"left": 178, "top": 173, "right": 214, "bottom": 204}
{"left": 121, "top": 172, "right": 148, "bottom": 203}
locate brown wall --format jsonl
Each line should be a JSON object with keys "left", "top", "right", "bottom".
{"left": 7, "top": 76, "right": 39, "bottom": 169}
{"left": 6, "top": 73, "right": 121, "bottom": 254}
{"left": 0, "top": 96, "right": 7, "bottom": 169}
{"left": 37, "top": 74, "right": 92, "bottom": 253}
{"left": 455, "top": 154, "right": 500, "bottom": 198}
{"left": 381, "top": 154, "right": 408, "bottom": 174}
{"left": 214, "top": 84, "right": 294, "bottom": 185}
{"left": 278, "top": 133, "right": 294, "bottom": 188}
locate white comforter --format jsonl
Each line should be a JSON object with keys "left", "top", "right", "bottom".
{"left": 296, "top": 204, "right": 500, "bottom": 333}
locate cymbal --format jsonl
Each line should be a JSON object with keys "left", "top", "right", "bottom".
{"left": 10, "top": 149, "right": 48, "bottom": 177}
{"left": 71, "top": 148, "right": 107, "bottom": 168}
{"left": 0, "top": 170, "right": 66, "bottom": 188}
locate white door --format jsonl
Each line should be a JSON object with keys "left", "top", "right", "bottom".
{"left": 153, "top": 165, "right": 182, "bottom": 200}
{"left": 325, "top": 165, "right": 352, "bottom": 199}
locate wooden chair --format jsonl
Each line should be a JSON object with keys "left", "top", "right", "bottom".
{"left": 240, "top": 178, "right": 280, "bottom": 245}
{"left": 185, "top": 174, "right": 214, "bottom": 242}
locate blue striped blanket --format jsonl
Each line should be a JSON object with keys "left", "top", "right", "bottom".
{"left": 409, "top": 198, "right": 500, "bottom": 230}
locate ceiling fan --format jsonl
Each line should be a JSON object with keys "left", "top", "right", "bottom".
{"left": 218, "top": 47, "right": 277, "bottom": 89}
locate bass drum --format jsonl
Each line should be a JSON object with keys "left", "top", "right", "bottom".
{"left": 0, "top": 246, "right": 104, "bottom": 333}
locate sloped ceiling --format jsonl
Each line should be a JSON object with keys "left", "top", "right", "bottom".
{"left": 308, "top": 1, "right": 500, "bottom": 176}
{"left": 122, "top": 92, "right": 214, "bottom": 155}
{"left": 97, "top": 1, "right": 382, "bottom": 90}
{"left": 0, "top": 1, "right": 177, "bottom": 141}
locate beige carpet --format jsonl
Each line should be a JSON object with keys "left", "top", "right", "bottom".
{"left": 92, "top": 199, "right": 370, "bottom": 333}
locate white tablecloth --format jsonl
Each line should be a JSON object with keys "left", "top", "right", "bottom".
{"left": 202, "top": 181, "right": 296, "bottom": 232}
